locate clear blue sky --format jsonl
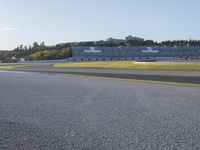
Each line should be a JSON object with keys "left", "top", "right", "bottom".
{"left": 0, "top": 0, "right": 200, "bottom": 50}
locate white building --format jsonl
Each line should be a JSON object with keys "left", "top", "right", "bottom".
{"left": 125, "top": 35, "right": 144, "bottom": 42}
{"left": 107, "top": 38, "right": 126, "bottom": 44}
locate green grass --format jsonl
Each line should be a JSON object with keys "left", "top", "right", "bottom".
{"left": 1, "top": 61, "right": 200, "bottom": 71}
{"left": 53, "top": 61, "right": 200, "bottom": 71}
{"left": 0, "top": 65, "right": 22, "bottom": 69}
{"left": 0, "top": 64, "right": 46, "bottom": 70}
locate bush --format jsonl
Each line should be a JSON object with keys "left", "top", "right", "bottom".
{"left": 30, "top": 48, "right": 72, "bottom": 60}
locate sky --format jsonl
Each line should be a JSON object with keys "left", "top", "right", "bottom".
{"left": 0, "top": 0, "right": 200, "bottom": 50}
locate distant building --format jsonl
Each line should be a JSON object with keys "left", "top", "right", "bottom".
{"left": 95, "top": 40, "right": 108, "bottom": 46}
{"left": 107, "top": 38, "right": 126, "bottom": 44}
{"left": 106, "top": 36, "right": 144, "bottom": 45}
{"left": 62, "top": 35, "right": 145, "bottom": 47}
{"left": 125, "top": 35, "right": 144, "bottom": 42}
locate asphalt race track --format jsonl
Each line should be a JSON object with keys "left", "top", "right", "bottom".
{"left": 11, "top": 65, "right": 200, "bottom": 85}
{"left": 0, "top": 70, "right": 200, "bottom": 149}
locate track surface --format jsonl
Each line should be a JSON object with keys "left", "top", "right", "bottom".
{"left": 0, "top": 71, "right": 200, "bottom": 149}
{"left": 12, "top": 65, "right": 200, "bottom": 84}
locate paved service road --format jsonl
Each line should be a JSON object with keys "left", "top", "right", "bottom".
{"left": 0, "top": 71, "right": 200, "bottom": 149}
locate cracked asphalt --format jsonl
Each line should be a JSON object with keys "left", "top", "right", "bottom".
{"left": 0, "top": 71, "right": 200, "bottom": 150}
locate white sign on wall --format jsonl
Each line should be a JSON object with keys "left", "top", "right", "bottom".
{"left": 84, "top": 47, "right": 102, "bottom": 53}
{"left": 142, "top": 47, "right": 159, "bottom": 53}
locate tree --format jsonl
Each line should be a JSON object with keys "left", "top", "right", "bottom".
{"left": 19, "top": 44, "right": 24, "bottom": 50}
{"left": 24, "top": 46, "right": 28, "bottom": 50}
{"left": 40, "top": 41, "right": 46, "bottom": 49}
{"left": 32, "top": 42, "right": 40, "bottom": 49}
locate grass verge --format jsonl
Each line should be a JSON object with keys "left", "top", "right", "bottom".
{"left": 53, "top": 61, "right": 200, "bottom": 71}
{"left": 0, "top": 65, "right": 20, "bottom": 69}
{"left": 0, "top": 64, "right": 46, "bottom": 70}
